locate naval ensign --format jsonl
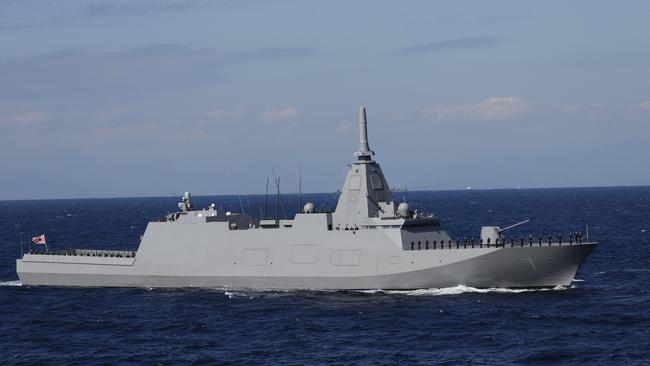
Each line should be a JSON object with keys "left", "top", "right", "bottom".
{"left": 17, "top": 107, "right": 596, "bottom": 289}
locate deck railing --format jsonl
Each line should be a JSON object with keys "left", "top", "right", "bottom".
{"left": 26, "top": 249, "right": 136, "bottom": 258}
{"left": 406, "top": 232, "right": 589, "bottom": 251}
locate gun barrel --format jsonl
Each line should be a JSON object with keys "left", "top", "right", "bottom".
{"left": 498, "top": 219, "right": 530, "bottom": 232}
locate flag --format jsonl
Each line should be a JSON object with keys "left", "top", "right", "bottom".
{"left": 32, "top": 234, "right": 46, "bottom": 245}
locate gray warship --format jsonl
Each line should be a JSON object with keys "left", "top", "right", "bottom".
{"left": 16, "top": 107, "right": 596, "bottom": 289}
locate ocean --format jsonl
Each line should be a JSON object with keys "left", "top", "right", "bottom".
{"left": 1, "top": 187, "right": 648, "bottom": 365}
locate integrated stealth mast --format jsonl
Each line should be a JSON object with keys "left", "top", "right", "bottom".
{"left": 16, "top": 107, "right": 596, "bottom": 289}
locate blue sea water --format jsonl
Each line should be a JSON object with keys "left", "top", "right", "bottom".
{"left": 0, "top": 187, "right": 649, "bottom": 365}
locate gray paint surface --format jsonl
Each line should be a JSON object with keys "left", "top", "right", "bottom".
{"left": 16, "top": 107, "right": 596, "bottom": 289}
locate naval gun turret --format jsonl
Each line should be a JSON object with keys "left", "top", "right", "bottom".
{"left": 15, "top": 106, "right": 596, "bottom": 290}
{"left": 480, "top": 219, "right": 530, "bottom": 243}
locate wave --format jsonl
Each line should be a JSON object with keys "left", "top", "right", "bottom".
{"left": 217, "top": 284, "right": 571, "bottom": 299}
{"left": 357, "top": 284, "right": 570, "bottom": 296}
{"left": 0, "top": 281, "right": 573, "bottom": 295}
{"left": 0, "top": 280, "right": 22, "bottom": 287}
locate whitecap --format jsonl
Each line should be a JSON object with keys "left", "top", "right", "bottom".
{"left": 0, "top": 280, "right": 22, "bottom": 287}
{"left": 357, "top": 284, "right": 568, "bottom": 296}
{"left": 223, "top": 291, "right": 256, "bottom": 299}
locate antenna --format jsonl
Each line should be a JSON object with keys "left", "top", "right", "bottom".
{"left": 278, "top": 177, "right": 287, "bottom": 219}
{"left": 271, "top": 165, "right": 288, "bottom": 219}
{"left": 586, "top": 224, "right": 590, "bottom": 242}
{"left": 272, "top": 166, "right": 279, "bottom": 220}
{"left": 238, "top": 195, "right": 245, "bottom": 215}
{"left": 298, "top": 164, "right": 302, "bottom": 213}
{"left": 263, "top": 177, "right": 269, "bottom": 219}
{"left": 244, "top": 184, "right": 252, "bottom": 219}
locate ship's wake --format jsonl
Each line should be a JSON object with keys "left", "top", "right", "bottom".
{"left": 0, "top": 281, "right": 574, "bottom": 294}
{"left": 219, "top": 284, "right": 572, "bottom": 299}
{"left": 357, "top": 284, "right": 570, "bottom": 296}
{"left": 0, "top": 280, "right": 22, "bottom": 287}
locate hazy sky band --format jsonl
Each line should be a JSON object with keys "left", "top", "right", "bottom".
{"left": 0, "top": 0, "right": 649, "bottom": 199}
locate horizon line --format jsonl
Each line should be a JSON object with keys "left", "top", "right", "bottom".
{"left": 1, "top": 183, "right": 649, "bottom": 203}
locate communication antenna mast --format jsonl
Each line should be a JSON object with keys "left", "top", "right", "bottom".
{"left": 278, "top": 177, "right": 287, "bottom": 219}
{"left": 263, "top": 177, "right": 269, "bottom": 219}
{"left": 298, "top": 164, "right": 302, "bottom": 213}
{"left": 238, "top": 195, "right": 245, "bottom": 215}
{"left": 244, "top": 184, "right": 252, "bottom": 218}
{"left": 272, "top": 166, "right": 279, "bottom": 220}
{"left": 271, "top": 165, "right": 288, "bottom": 219}
{"left": 276, "top": 176, "right": 280, "bottom": 220}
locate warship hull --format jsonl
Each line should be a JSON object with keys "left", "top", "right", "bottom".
{"left": 17, "top": 242, "right": 595, "bottom": 289}
{"left": 16, "top": 106, "right": 597, "bottom": 290}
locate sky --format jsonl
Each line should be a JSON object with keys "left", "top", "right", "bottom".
{"left": 1, "top": 0, "right": 649, "bottom": 200}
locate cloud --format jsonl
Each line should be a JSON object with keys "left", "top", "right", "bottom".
{"left": 202, "top": 109, "right": 246, "bottom": 122}
{"left": 640, "top": 100, "right": 650, "bottom": 111}
{"left": 0, "top": 0, "right": 205, "bottom": 30}
{"left": 0, "top": 44, "right": 314, "bottom": 102}
{"left": 480, "top": 14, "right": 532, "bottom": 24}
{"left": 261, "top": 106, "right": 300, "bottom": 123}
{"left": 13, "top": 111, "right": 46, "bottom": 125}
{"left": 560, "top": 104, "right": 605, "bottom": 114}
{"left": 420, "top": 96, "right": 527, "bottom": 122}
{"left": 92, "top": 123, "right": 159, "bottom": 140}
{"left": 333, "top": 121, "right": 352, "bottom": 134}
{"left": 389, "top": 112, "right": 405, "bottom": 122}
{"left": 176, "top": 128, "right": 209, "bottom": 142}
{"left": 401, "top": 36, "right": 500, "bottom": 54}
{"left": 0, "top": 111, "right": 47, "bottom": 126}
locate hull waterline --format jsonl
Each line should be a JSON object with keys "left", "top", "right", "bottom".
{"left": 17, "top": 243, "right": 596, "bottom": 290}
